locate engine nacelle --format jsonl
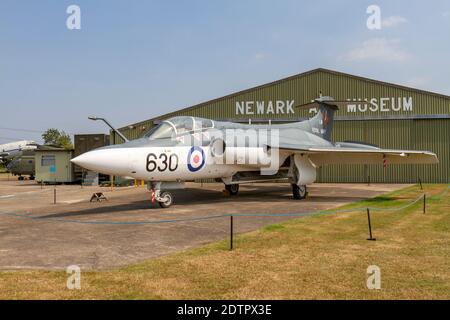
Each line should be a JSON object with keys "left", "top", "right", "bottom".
{"left": 293, "top": 154, "right": 317, "bottom": 185}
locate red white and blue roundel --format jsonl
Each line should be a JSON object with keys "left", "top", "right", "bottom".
{"left": 187, "top": 146, "right": 206, "bottom": 172}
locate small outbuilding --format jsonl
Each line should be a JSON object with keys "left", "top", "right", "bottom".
{"left": 35, "top": 146, "right": 75, "bottom": 183}
{"left": 73, "top": 134, "right": 110, "bottom": 185}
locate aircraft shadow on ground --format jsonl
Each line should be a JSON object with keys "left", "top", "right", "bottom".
{"left": 37, "top": 186, "right": 366, "bottom": 219}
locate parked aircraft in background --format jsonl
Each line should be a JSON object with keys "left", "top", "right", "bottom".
{"left": 5, "top": 150, "right": 36, "bottom": 180}
{"left": 72, "top": 96, "right": 438, "bottom": 208}
{"left": 0, "top": 140, "right": 37, "bottom": 165}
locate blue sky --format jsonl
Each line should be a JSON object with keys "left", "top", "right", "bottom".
{"left": 1, "top": 0, "right": 449, "bottom": 143}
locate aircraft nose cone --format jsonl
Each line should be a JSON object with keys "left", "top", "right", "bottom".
{"left": 71, "top": 152, "right": 94, "bottom": 168}
{"left": 71, "top": 148, "right": 131, "bottom": 175}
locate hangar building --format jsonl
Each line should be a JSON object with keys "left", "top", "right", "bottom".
{"left": 114, "top": 68, "right": 450, "bottom": 183}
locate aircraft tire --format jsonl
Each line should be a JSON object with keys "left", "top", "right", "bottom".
{"left": 225, "top": 184, "right": 239, "bottom": 195}
{"left": 158, "top": 191, "right": 173, "bottom": 208}
{"left": 18, "top": 176, "right": 24, "bottom": 181}
{"left": 292, "top": 184, "right": 307, "bottom": 200}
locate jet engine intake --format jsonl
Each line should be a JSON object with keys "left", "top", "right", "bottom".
{"left": 210, "top": 138, "right": 226, "bottom": 158}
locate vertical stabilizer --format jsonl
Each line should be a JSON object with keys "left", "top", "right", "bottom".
{"left": 308, "top": 96, "right": 338, "bottom": 141}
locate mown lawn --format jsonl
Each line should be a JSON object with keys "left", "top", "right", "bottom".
{"left": 0, "top": 184, "right": 449, "bottom": 299}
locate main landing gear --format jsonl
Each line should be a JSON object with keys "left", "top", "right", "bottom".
{"left": 225, "top": 184, "right": 239, "bottom": 195}
{"left": 292, "top": 184, "right": 307, "bottom": 200}
{"left": 288, "top": 154, "right": 312, "bottom": 200}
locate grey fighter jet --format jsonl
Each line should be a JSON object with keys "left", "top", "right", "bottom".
{"left": 72, "top": 96, "right": 438, "bottom": 208}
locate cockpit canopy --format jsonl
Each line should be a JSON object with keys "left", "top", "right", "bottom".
{"left": 144, "top": 116, "right": 215, "bottom": 140}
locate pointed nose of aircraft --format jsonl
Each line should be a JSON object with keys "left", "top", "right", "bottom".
{"left": 70, "top": 151, "right": 97, "bottom": 169}
{"left": 71, "top": 147, "right": 131, "bottom": 176}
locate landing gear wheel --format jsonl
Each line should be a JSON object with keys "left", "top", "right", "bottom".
{"left": 158, "top": 191, "right": 173, "bottom": 208}
{"left": 292, "top": 184, "right": 307, "bottom": 200}
{"left": 18, "top": 176, "right": 24, "bottom": 181}
{"left": 29, "top": 176, "right": 35, "bottom": 181}
{"left": 225, "top": 184, "right": 239, "bottom": 195}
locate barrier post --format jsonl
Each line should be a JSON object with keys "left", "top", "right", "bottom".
{"left": 230, "top": 215, "right": 234, "bottom": 250}
{"left": 419, "top": 178, "right": 423, "bottom": 190}
{"left": 423, "top": 194, "right": 426, "bottom": 214}
{"left": 367, "top": 208, "right": 376, "bottom": 241}
{"left": 54, "top": 177, "right": 57, "bottom": 204}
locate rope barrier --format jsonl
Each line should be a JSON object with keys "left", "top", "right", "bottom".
{"left": 0, "top": 185, "right": 448, "bottom": 226}
{"left": 429, "top": 185, "right": 450, "bottom": 200}
{"left": 0, "top": 212, "right": 227, "bottom": 225}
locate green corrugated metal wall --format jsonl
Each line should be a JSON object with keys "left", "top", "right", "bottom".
{"left": 318, "top": 119, "right": 449, "bottom": 183}
{"left": 115, "top": 69, "right": 450, "bottom": 183}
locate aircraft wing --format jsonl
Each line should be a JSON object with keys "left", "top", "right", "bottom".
{"left": 272, "top": 143, "right": 438, "bottom": 165}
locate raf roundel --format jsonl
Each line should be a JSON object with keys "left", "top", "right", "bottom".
{"left": 187, "top": 146, "right": 206, "bottom": 172}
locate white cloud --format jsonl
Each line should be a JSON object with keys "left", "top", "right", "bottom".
{"left": 381, "top": 15, "right": 408, "bottom": 28}
{"left": 342, "top": 38, "right": 412, "bottom": 63}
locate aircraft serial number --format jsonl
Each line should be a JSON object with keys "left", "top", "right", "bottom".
{"left": 146, "top": 153, "right": 178, "bottom": 172}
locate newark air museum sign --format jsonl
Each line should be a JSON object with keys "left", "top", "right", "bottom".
{"left": 235, "top": 97, "right": 413, "bottom": 116}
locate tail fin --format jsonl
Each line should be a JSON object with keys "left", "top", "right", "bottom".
{"left": 308, "top": 97, "right": 338, "bottom": 141}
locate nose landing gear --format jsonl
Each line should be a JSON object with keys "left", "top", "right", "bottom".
{"left": 149, "top": 182, "right": 174, "bottom": 208}
{"left": 157, "top": 191, "right": 173, "bottom": 208}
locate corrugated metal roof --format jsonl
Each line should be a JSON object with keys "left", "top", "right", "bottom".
{"left": 119, "top": 68, "right": 450, "bottom": 130}
{"left": 36, "top": 145, "right": 72, "bottom": 151}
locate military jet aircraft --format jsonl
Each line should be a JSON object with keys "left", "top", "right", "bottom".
{"left": 72, "top": 96, "right": 438, "bottom": 208}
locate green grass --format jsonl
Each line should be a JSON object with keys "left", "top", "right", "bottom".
{"left": 263, "top": 223, "right": 286, "bottom": 232}
{"left": 0, "top": 184, "right": 449, "bottom": 299}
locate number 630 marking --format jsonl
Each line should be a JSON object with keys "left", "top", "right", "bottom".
{"left": 146, "top": 153, "right": 178, "bottom": 172}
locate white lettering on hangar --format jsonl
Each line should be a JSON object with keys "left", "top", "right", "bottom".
{"left": 235, "top": 97, "right": 413, "bottom": 116}
{"left": 345, "top": 97, "right": 413, "bottom": 113}
{"left": 235, "top": 100, "right": 295, "bottom": 115}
